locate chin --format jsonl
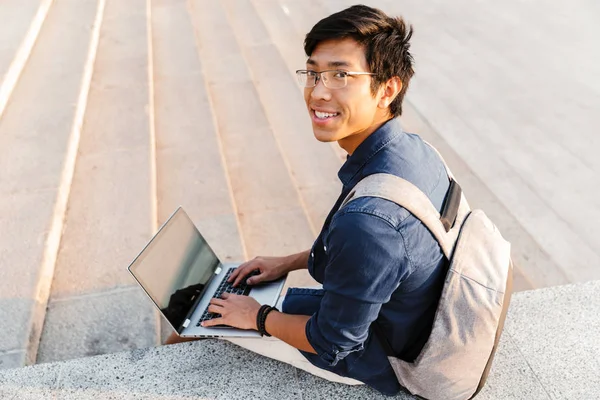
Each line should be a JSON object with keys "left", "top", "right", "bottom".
{"left": 313, "top": 130, "right": 339, "bottom": 143}
{"left": 312, "top": 126, "right": 343, "bottom": 143}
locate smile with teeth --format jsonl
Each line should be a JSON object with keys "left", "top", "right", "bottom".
{"left": 314, "top": 110, "right": 339, "bottom": 119}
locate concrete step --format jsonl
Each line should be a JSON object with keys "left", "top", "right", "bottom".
{"left": 412, "top": 0, "right": 600, "bottom": 281}
{"left": 2, "top": 280, "right": 598, "bottom": 399}
{"left": 410, "top": 71, "right": 600, "bottom": 282}
{"left": 150, "top": 0, "right": 245, "bottom": 342}
{"left": 188, "top": 0, "right": 318, "bottom": 289}
{"left": 0, "top": 0, "right": 102, "bottom": 369}
{"left": 415, "top": 0, "right": 600, "bottom": 172}
{"left": 221, "top": 0, "right": 342, "bottom": 238}
{"left": 277, "top": 0, "right": 331, "bottom": 35}
{"left": 36, "top": 0, "right": 159, "bottom": 363}
{"left": 0, "top": 0, "right": 51, "bottom": 119}
{"left": 405, "top": 12, "right": 600, "bottom": 280}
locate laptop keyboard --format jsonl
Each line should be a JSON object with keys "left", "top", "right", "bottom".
{"left": 196, "top": 268, "right": 259, "bottom": 326}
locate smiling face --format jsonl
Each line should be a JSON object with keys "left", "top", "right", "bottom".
{"left": 303, "top": 38, "right": 400, "bottom": 155}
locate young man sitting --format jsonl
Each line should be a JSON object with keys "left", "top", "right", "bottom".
{"left": 168, "top": 5, "right": 449, "bottom": 396}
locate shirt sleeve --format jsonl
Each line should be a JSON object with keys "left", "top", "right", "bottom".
{"left": 305, "top": 208, "right": 412, "bottom": 366}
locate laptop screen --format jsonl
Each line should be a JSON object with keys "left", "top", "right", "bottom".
{"left": 128, "top": 208, "right": 221, "bottom": 331}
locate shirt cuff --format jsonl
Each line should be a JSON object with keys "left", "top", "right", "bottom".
{"left": 305, "top": 314, "right": 364, "bottom": 367}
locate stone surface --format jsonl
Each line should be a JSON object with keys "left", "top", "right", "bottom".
{"left": 0, "top": 361, "right": 59, "bottom": 399}
{"left": 151, "top": 0, "right": 243, "bottom": 257}
{"left": 0, "top": 351, "right": 27, "bottom": 371}
{"left": 151, "top": 0, "right": 246, "bottom": 343}
{"left": 37, "top": 287, "right": 158, "bottom": 363}
{"left": 217, "top": 122, "right": 308, "bottom": 214}
{"left": 475, "top": 334, "right": 551, "bottom": 400}
{"left": 240, "top": 208, "right": 315, "bottom": 257}
{"left": 252, "top": 0, "right": 306, "bottom": 69}
{"left": 0, "top": 191, "right": 55, "bottom": 299}
{"left": 37, "top": 0, "right": 159, "bottom": 365}
{"left": 504, "top": 281, "right": 600, "bottom": 400}
{"left": 190, "top": 0, "right": 316, "bottom": 259}
{"left": 0, "top": 0, "right": 101, "bottom": 369}
{"left": 278, "top": 0, "right": 327, "bottom": 36}
{"left": 3, "top": 282, "right": 600, "bottom": 399}
{"left": 0, "top": 0, "right": 98, "bottom": 194}
{"left": 0, "top": 300, "right": 35, "bottom": 353}
{"left": 44, "top": 341, "right": 303, "bottom": 400}
{"left": 0, "top": 0, "right": 42, "bottom": 86}
{"left": 296, "top": 369, "right": 409, "bottom": 399}
{"left": 48, "top": 149, "right": 154, "bottom": 298}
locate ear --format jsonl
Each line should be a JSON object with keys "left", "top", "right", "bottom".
{"left": 377, "top": 77, "right": 403, "bottom": 110}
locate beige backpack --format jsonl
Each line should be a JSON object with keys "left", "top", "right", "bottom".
{"left": 340, "top": 152, "right": 513, "bottom": 400}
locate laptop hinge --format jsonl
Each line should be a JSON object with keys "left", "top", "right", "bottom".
{"left": 182, "top": 319, "right": 190, "bottom": 328}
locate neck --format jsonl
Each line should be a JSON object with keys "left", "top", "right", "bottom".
{"left": 338, "top": 115, "right": 393, "bottom": 155}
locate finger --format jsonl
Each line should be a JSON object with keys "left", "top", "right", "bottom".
{"left": 207, "top": 304, "right": 224, "bottom": 314}
{"left": 209, "top": 297, "right": 226, "bottom": 306}
{"left": 220, "top": 292, "right": 230, "bottom": 299}
{"left": 221, "top": 292, "right": 243, "bottom": 305}
{"left": 227, "top": 265, "right": 244, "bottom": 282}
{"left": 232, "top": 267, "right": 254, "bottom": 287}
{"left": 246, "top": 272, "right": 267, "bottom": 286}
{"left": 201, "top": 317, "right": 226, "bottom": 327}
{"left": 230, "top": 260, "right": 255, "bottom": 282}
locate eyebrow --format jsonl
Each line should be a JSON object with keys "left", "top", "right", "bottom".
{"left": 306, "top": 59, "right": 352, "bottom": 68}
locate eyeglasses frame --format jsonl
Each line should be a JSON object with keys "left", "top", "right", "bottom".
{"left": 295, "top": 69, "right": 377, "bottom": 89}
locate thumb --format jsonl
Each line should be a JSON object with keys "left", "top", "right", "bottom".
{"left": 246, "top": 273, "right": 265, "bottom": 285}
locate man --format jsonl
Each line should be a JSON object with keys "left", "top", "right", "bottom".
{"left": 169, "top": 5, "right": 450, "bottom": 396}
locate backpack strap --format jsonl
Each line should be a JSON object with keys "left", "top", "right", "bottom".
{"left": 420, "top": 140, "right": 472, "bottom": 233}
{"left": 340, "top": 173, "right": 469, "bottom": 259}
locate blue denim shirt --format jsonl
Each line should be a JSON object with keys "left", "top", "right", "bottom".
{"left": 282, "top": 118, "right": 450, "bottom": 396}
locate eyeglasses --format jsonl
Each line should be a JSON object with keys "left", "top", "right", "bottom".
{"left": 295, "top": 69, "right": 376, "bottom": 89}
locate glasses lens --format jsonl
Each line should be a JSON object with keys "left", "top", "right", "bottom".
{"left": 322, "top": 71, "right": 347, "bottom": 89}
{"left": 296, "top": 71, "right": 307, "bottom": 87}
{"left": 296, "top": 71, "right": 317, "bottom": 87}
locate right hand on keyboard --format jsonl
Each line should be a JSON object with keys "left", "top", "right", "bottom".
{"left": 228, "top": 256, "right": 289, "bottom": 287}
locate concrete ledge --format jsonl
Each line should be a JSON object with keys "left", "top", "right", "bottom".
{"left": 1, "top": 281, "right": 599, "bottom": 399}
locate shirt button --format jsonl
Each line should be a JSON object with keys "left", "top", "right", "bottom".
{"left": 323, "top": 246, "right": 327, "bottom": 252}
{"left": 311, "top": 252, "right": 314, "bottom": 258}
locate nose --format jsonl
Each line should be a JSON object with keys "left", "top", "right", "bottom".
{"left": 309, "top": 76, "right": 332, "bottom": 101}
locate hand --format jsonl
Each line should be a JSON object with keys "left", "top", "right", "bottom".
{"left": 228, "top": 256, "right": 288, "bottom": 287}
{"left": 201, "top": 292, "right": 261, "bottom": 330}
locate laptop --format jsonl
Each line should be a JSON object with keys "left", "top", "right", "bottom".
{"left": 128, "top": 207, "right": 286, "bottom": 338}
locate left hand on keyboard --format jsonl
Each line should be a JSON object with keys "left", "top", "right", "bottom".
{"left": 201, "top": 292, "right": 262, "bottom": 331}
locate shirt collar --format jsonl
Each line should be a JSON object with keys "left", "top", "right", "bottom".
{"left": 337, "top": 117, "right": 404, "bottom": 186}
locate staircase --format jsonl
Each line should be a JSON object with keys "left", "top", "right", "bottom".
{"left": 1, "top": 0, "right": 598, "bottom": 371}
